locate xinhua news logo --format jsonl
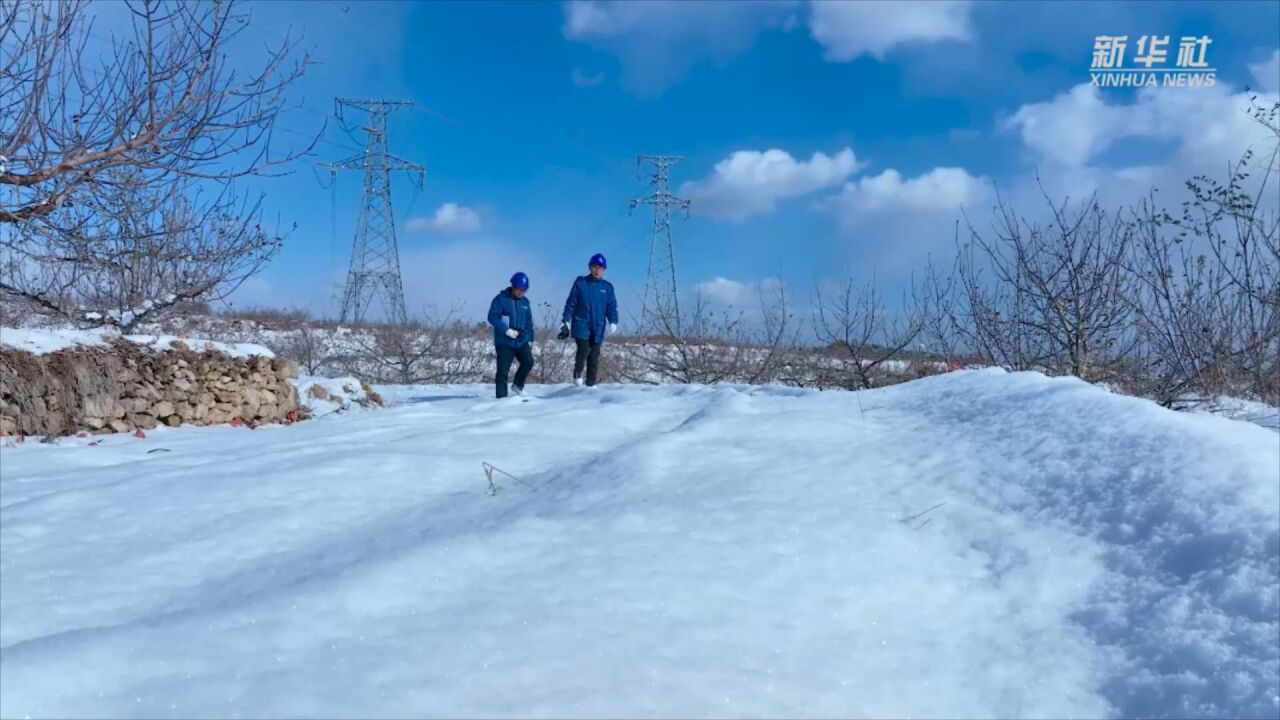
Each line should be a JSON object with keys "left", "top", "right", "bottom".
{"left": 1090, "top": 35, "right": 1216, "bottom": 88}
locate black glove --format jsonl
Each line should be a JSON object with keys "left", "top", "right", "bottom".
{"left": 557, "top": 324, "right": 570, "bottom": 340}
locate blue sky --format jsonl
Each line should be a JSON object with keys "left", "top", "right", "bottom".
{"left": 145, "top": 0, "right": 1280, "bottom": 322}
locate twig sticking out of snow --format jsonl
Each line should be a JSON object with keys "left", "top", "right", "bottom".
{"left": 482, "top": 462, "right": 535, "bottom": 495}
{"left": 900, "top": 501, "right": 946, "bottom": 529}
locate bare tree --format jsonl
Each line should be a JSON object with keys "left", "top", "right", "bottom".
{"left": 347, "top": 323, "right": 437, "bottom": 385}
{"left": 1127, "top": 99, "right": 1280, "bottom": 405}
{"left": 1178, "top": 100, "right": 1280, "bottom": 403}
{"left": 0, "top": 169, "right": 284, "bottom": 330}
{"left": 744, "top": 278, "right": 801, "bottom": 385}
{"left": 273, "top": 323, "right": 333, "bottom": 377}
{"left": 624, "top": 281, "right": 798, "bottom": 385}
{"left": 530, "top": 299, "right": 572, "bottom": 383}
{"left": 1127, "top": 199, "right": 1243, "bottom": 405}
{"left": 1, "top": 0, "right": 314, "bottom": 329}
{"left": 1, "top": 0, "right": 314, "bottom": 225}
{"left": 910, "top": 254, "right": 964, "bottom": 366}
{"left": 622, "top": 293, "right": 735, "bottom": 384}
{"left": 955, "top": 187, "right": 1137, "bottom": 381}
{"left": 812, "top": 275, "right": 921, "bottom": 390}
{"left": 343, "top": 310, "right": 489, "bottom": 385}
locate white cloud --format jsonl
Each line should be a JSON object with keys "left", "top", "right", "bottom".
{"left": 802, "top": 79, "right": 1277, "bottom": 284}
{"left": 1005, "top": 84, "right": 1127, "bottom": 167}
{"left": 571, "top": 67, "right": 606, "bottom": 87}
{"left": 1250, "top": 49, "right": 1279, "bottom": 94}
{"left": 695, "top": 276, "right": 785, "bottom": 308}
{"left": 1005, "top": 81, "right": 1280, "bottom": 202}
{"left": 563, "top": 0, "right": 616, "bottom": 36}
{"left": 808, "top": 0, "right": 971, "bottom": 62}
{"left": 406, "top": 203, "right": 482, "bottom": 234}
{"left": 562, "top": 1, "right": 975, "bottom": 93}
{"left": 818, "top": 167, "right": 991, "bottom": 276}
{"left": 890, "top": 78, "right": 1280, "bottom": 281}
{"left": 681, "top": 148, "right": 858, "bottom": 220}
{"left": 827, "top": 167, "right": 989, "bottom": 218}
{"left": 696, "top": 277, "right": 750, "bottom": 305}
{"left": 563, "top": 1, "right": 795, "bottom": 94}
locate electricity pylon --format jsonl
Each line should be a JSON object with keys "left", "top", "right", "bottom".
{"left": 320, "top": 98, "right": 422, "bottom": 325}
{"left": 631, "top": 154, "right": 690, "bottom": 332}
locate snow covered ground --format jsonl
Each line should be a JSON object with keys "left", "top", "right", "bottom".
{"left": 1, "top": 369, "right": 1276, "bottom": 718}
{"left": 0, "top": 326, "right": 273, "bottom": 359}
{"left": 1193, "top": 396, "right": 1280, "bottom": 432}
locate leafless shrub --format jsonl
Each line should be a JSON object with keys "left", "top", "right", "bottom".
{"left": 747, "top": 278, "right": 803, "bottom": 384}
{"left": 624, "top": 280, "right": 799, "bottom": 385}
{"left": 340, "top": 310, "right": 488, "bottom": 385}
{"left": 951, "top": 186, "right": 1136, "bottom": 382}
{"left": 344, "top": 323, "right": 434, "bottom": 385}
{"left": 272, "top": 324, "right": 333, "bottom": 377}
{"left": 1126, "top": 99, "right": 1280, "bottom": 405}
{"left": 619, "top": 294, "right": 734, "bottom": 384}
{"left": 905, "top": 102, "right": 1278, "bottom": 408}
{"left": 911, "top": 255, "right": 964, "bottom": 366}
{"left": 531, "top": 300, "right": 573, "bottom": 383}
{"left": 812, "top": 275, "right": 922, "bottom": 390}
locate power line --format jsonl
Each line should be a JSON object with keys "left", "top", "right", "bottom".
{"left": 277, "top": 122, "right": 361, "bottom": 156}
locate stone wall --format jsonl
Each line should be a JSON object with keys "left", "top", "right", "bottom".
{"left": 0, "top": 339, "right": 302, "bottom": 437}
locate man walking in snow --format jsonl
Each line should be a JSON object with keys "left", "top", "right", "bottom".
{"left": 488, "top": 272, "right": 536, "bottom": 399}
{"left": 558, "top": 253, "right": 618, "bottom": 387}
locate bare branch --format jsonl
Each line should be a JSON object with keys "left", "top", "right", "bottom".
{"left": 1, "top": 0, "right": 319, "bottom": 226}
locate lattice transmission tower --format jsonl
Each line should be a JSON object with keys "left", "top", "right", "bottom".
{"left": 630, "top": 154, "right": 690, "bottom": 330}
{"left": 320, "top": 98, "right": 423, "bottom": 325}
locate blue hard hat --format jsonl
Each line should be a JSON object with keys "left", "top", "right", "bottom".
{"left": 589, "top": 253, "right": 607, "bottom": 269}
{"left": 510, "top": 272, "right": 529, "bottom": 290}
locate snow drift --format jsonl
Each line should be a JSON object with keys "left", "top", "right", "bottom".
{"left": 0, "top": 369, "right": 1276, "bottom": 718}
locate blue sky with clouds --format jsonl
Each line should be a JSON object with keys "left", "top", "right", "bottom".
{"left": 155, "top": 0, "right": 1280, "bottom": 321}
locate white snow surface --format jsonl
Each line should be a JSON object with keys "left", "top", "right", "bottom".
{"left": 1192, "top": 396, "right": 1280, "bottom": 432}
{"left": 1, "top": 369, "right": 1277, "bottom": 719}
{"left": 0, "top": 326, "right": 273, "bottom": 358}
{"left": 293, "top": 375, "right": 378, "bottom": 416}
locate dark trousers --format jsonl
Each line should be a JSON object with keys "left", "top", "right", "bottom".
{"left": 574, "top": 337, "right": 601, "bottom": 386}
{"left": 496, "top": 344, "right": 534, "bottom": 398}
